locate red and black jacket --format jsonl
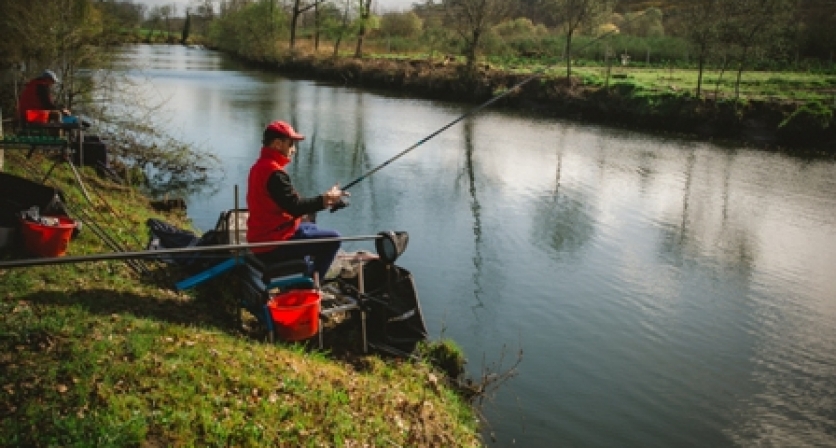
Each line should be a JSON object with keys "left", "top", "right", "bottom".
{"left": 246, "top": 148, "right": 324, "bottom": 252}
{"left": 18, "top": 78, "right": 58, "bottom": 121}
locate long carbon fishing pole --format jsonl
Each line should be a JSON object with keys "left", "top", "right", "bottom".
{"left": 0, "top": 234, "right": 383, "bottom": 269}
{"left": 340, "top": 77, "right": 533, "bottom": 190}
{"left": 339, "top": 17, "right": 643, "bottom": 193}
{"left": 63, "top": 200, "right": 149, "bottom": 274}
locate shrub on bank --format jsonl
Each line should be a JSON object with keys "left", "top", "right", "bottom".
{"left": 778, "top": 101, "right": 834, "bottom": 145}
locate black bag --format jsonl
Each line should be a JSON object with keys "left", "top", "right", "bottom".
{"left": 146, "top": 218, "right": 226, "bottom": 268}
{"left": 146, "top": 218, "right": 199, "bottom": 265}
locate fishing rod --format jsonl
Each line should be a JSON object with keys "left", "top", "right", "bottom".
{"left": 0, "top": 234, "right": 383, "bottom": 269}
{"left": 336, "top": 15, "right": 643, "bottom": 196}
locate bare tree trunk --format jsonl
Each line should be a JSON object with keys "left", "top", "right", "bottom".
{"left": 604, "top": 45, "right": 612, "bottom": 89}
{"left": 314, "top": 1, "right": 320, "bottom": 51}
{"left": 565, "top": 32, "right": 574, "bottom": 80}
{"left": 333, "top": 1, "right": 350, "bottom": 58}
{"left": 714, "top": 56, "right": 730, "bottom": 100}
{"left": 735, "top": 42, "right": 754, "bottom": 101}
{"left": 354, "top": 0, "right": 372, "bottom": 58}
{"left": 696, "top": 47, "right": 706, "bottom": 99}
{"left": 290, "top": 0, "right": 300, "bottom": 49}
{"left": 465, "top": 30, "right": 480, "bottom": 71}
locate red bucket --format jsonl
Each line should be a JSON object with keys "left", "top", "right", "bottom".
{"left": 268, "top": 289, "right": 321, "bottom": 341}
{"left": 25, "top": 109, "right": 51, "bottom": 123}
{"left": 20, "top": 216, "right": 76, "bottom": 257}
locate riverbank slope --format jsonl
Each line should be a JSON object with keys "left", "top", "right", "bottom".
{"left": 0, "top": 151, "right": 480, "bottom": 446}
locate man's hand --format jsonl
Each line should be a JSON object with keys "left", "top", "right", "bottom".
{"left": 323, "top": 184, "right": 349, "bottom": 209}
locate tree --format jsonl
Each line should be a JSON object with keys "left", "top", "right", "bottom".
{"left": 380, "top": 11, "right": 423, "bottom": 38}
{"left": 796, "top": 0, "right": 836, "bottom": 59}
{"left": 618, "top": 7, "right": 664, "bottom": 37}
{"left": 181, "top": 12, "right": 192, "bottom": 44}
{"left": 290, "top": 0, "right": 329, "bottom": 49}
{"left": 415, "top": 1, "right": 452, "bottom": 60}
{"left": 443, "top": 0, "right": 518, "bottom": 71}
{"left": 159, "top": 4, "right": 177, "bottom": 42}
{"left": 189, "top": 0, "right": 215, "bottom": 36}
{"left": 539, "top": 0, "right": 617, "bottom": 79}
{"left": 675, "top": 0, "right": 726, "bottom": 98}
{"left": 354, "top": 0, "right": 375, "bottom": 58}
{"left": 320, "top": 0, "right": 352, "bottom": 58}
{"left": 208, "top": 1, "right": 288, "bottom": 59}
{"left": 722, "top": 0, "right": 796, "bottom": 99}
{"left": 146, "top": 6, "right": 164, "bottom": 41}
{"left": 96, "top": 0, "right": 145, "bottom": 29}
{"left": 0, "top": 0, "right": 110, "bottom": 113}
{"left": 313, "top": 0, "right": 323, "bottom": 50}
{"left": 493, "top": 17, "right": 547, "bottom": 38}
{"left": 0, "top": 1, "right": 218, "bottom": 190}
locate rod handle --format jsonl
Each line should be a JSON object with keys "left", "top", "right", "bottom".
{"left": 329, "top": 198, "right": 349, "bottom": 213}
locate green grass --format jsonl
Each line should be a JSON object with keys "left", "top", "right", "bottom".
{"left": 0, "top": 151, "right": 480, "bottom": 447}
{"left": 474, "top": 54, "right": 836, "bottom": 103}
{"left": 568, "top": 66, "right": 836, "bottom": 102}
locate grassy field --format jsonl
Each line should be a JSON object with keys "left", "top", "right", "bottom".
{"left": 572, "top": 66, "right": 836, "bottom": 103}
{"left": 356, "top": 45, "right": 836, "bottom": 105}
{"left": 477, "top": 57, "right": 836, "bottom": 104}
{"left": 0, "top": 151, "right": 479, "bottom": 446}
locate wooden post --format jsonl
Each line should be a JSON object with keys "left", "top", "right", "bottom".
{"left": 234, "top": 184, "right": 240, "bottom": 245}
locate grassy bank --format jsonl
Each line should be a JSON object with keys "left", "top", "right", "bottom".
{"left": 0, "top": 151, "right": 480, "bottom": 446}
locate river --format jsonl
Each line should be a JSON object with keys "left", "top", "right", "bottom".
{"left": 116, "top": 45, "right": 836, "bottom": 447}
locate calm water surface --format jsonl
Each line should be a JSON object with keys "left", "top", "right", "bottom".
{"left": 117, "top": 45, "right": 836, "bottom": 447}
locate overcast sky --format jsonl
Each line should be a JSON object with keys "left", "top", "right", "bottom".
{"left": 135, "top": 0, "right": 417, "bottom": 14}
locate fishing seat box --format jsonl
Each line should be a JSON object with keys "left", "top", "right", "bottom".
{"left": 213, "top": 209, "right": 248, "bottom": 245}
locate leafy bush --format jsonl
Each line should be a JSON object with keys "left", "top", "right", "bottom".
{"left": 207, "top": 1, "right": 289, "bottom": 59}
{"left": 779, "top": 101, "right": 833, "bottom": 131}
{"left": 481, "top": 29, "right": 515, "bottom": 58}
{"left": 417, "top": 339, "right": 467, "bottom": 380}
{"left": 379, "top": 11, "right": 423, "bottom": 38}
{"left": 609, "top": 80, "right": 644, "bottom": 95}
{"left": 581, "top": 73, "right": 604, "bottom": 86}
{"left": 375, "top": 36, "right": 426, "bottom": 53}
{"left": 493, "top": 18, "right": 548, "bottom": 38}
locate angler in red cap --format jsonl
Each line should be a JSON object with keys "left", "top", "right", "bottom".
{"left": 246, "top": 120, "right": 349, "bottom": 281}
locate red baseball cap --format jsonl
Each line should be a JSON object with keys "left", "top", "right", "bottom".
{"left": 264, "top": 120, "right": 305, "bottom": 140}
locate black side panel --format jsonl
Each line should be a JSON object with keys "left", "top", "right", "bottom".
{"left": 0, "top": 173, "right": 66, "bottom": 226}
{"left": 71, "top": 142, "right": 108, "bottom": 168}
{"left": 360, "top": 259, "right": 429, "bottom": 354}
{"left": 71, "top": 136, "right": 109, "bottom": 169}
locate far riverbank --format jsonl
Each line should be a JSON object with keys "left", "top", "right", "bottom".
{"left": 209, "top": 48, "right": 836, "bottom": 156}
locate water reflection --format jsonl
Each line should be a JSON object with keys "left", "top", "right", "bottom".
{"left": 532, "top": 147, "right": 597, "bottom": 259}
{"left": 462, "top": 119, "right": 485, "bottom": 309}
{"left": 117, "top": 45, "right": 836, "bottom": 448}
